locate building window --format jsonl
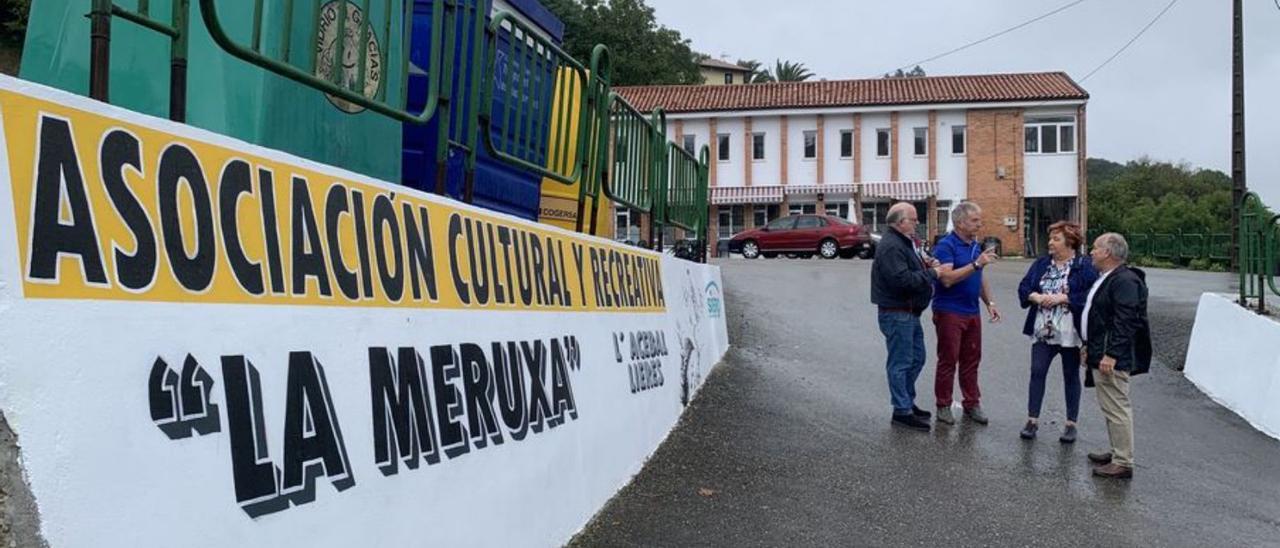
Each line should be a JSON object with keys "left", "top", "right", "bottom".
{"left": 717, "top": 134, "right": 731, "bottom": 161}
{"left": 951, "top": 125, "right": 966, "bottom": 155}
{"left": 1024, "top": 116, "right": 1076, "bottom": 154}
{"left": 936, "top": 200, "right": 953, "bottom": 233}
{"left": 876, "top": 128, "right": 891, "bottom": 157}
{"left": 724, "top": 72, "right": 734, "bottom": 85}
{"left": 803, "top": 130, "right": 817, "bottom": 159}
{"left": 824, "top": 202, "right": 850, "bottom": 220}
{"left": 614, "top": 208, "right": 641, "bottom": 244}
{"left": 913, "top": 127, "right": 928, "bottom": 156}
{"left": 683, "top": 134, "right": 697, "bottom": 154}
{"left": 717, "top": 205, "right": 745, "bottom": 239}
{"left": 753, "top": 204, "right": 780, "bottom": 228}
{"left": 789, "top": 203, "right": 817, "bottom": 216}
{"left": 840, "top": 130, "right": 853, "bottom": 158}
{"left": 752, "top": 132, "right": 766, "bottom": 160}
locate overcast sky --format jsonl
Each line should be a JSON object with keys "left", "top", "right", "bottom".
{"left": 643, "top": 0, "right": 1280, "bottom": 209}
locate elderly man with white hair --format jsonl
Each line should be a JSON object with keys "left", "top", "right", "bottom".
{"left": 870, "top": 202, "right": 943, "bottom": 431}
{"left": 1082, "top": 232, "right": 1152, "bottom": 480}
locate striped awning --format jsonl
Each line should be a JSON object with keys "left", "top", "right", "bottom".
{"left": 710, "top": 185, "right": 784, "bottom": 205}
{"left": 783, "top": 183, "right": 857, "bottom": 196}
{"left": 861, "top": 180, "right": 939, "bottom": 201}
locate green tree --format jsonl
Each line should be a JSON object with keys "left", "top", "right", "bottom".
{"left": 766, "top": 59, "right": 813, "bottom": 82}
{"left": 884, "top": 65, "right": 926, "bottom": 79}
{"left": 735, "top": 59, "right": 773, "bottom": 84}
{"left": 543, "top": 0, "right": 702, "bottom": 86}
{"left": 0, "top": 0, "right": 28, "bottom": 47}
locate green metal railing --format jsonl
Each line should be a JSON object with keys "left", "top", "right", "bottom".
{"left": 663, "top": 142, "right": 708, "bottom": 234}
{"left": 1239, "top": 192, "right": 1280, "bottom": 313}
{"left": 89, "top": 0, "right": 192, "bottom": 121}
{"left": 602, "top": 95, "right": 660, "bottom": 214}
{"left": 1087, "top": 229, "right": 1232, "bottom": 263}
{"left": 90, "top": 0, "right": 712, "bottom": 260}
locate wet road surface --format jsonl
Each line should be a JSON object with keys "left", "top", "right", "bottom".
{"left": 571, "top": 258, "right": 1280, "bottom": 547}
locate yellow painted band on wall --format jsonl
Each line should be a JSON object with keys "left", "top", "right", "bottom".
{"left": 1, "top": 89, "right": 663, "bottom": 312}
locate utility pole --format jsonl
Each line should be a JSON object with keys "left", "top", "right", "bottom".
{"left": 1231, "top": 0, "right": 1246, "bottom": 270}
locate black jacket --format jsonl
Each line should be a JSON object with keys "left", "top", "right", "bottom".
{"left": 1084, "top": 265, "right": 1152, "bottom": 375}
{"left": 870, "top": 228, "right": 936, "bottom": 315}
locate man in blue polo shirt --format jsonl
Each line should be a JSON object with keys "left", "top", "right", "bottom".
{"left": 932, "top": 202, "right": 1001, "bottom": 425}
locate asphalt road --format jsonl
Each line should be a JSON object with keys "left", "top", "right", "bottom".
{"left": 571, "top": 257, "right": 1280, "bottom": 547}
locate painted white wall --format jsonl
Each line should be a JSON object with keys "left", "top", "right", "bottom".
{"left": 936, "top": 110, "right": 969, "bottom": 200}
{"left": 1023, "top": 108, "right": 1080, "bottom": 198}
{"left": 823, "top": 115, "right": 855, "bottom": 184}
{"left": 1185, "top": 293, "right": 1280, "bottom": 440}
{"left": 0, "top": 78, "right": 732, "bottom": 548}
{"left": 750, "top": 117, "right": 781, "bottom": 185}
{"left": 786, "top": 115, "right": 819, "bottom": 184}
{"left": 712, "top": 118, "right": 745, "bottom": 187}
{"left": 1025, "top": 154, "right": 1079, "bottom": 197}
{"left": 897, "top": 112, "right": 929, "bottom": 182}
{"left": 861, "top": 113, "right": 891, "bottom": 182}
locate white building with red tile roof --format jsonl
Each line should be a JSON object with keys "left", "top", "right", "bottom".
{"left": 615, "top": 72, "right": 1089, "bottom": 256}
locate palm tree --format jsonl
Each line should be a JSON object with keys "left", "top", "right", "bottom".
{"left": 735, "top": 59, "right": 773, "bottom": 84}
{"left": 769, "top": 59, "right": 814, "bottom": 82}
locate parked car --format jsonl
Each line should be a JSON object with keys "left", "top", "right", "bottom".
{"left": 727, "top": 214, "right": 873, "bottom": 260}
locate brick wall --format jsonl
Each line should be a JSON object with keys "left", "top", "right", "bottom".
{"left": 965, "top": 108, "right": 1025, "bottom": 256}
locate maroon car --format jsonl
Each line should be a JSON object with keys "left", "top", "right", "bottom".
{"left": 727, "top": 214, "right": 873, "bottom": 259}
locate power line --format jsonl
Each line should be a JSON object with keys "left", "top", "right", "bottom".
{"left": 1077, "top": 0, "right": 1180, "bottom": 83}
{"left": 886, "top": 0, "right": 1088, "bottom": 75}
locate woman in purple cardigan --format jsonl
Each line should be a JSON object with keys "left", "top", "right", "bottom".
{"left": 1015, "top": 221, "right": 1099, "bottom": 443}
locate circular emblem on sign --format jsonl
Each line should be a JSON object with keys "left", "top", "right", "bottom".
{"left": 315, "top": 0, "right": 382, "bottom": 114}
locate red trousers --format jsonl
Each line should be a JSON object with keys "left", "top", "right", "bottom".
{"left": 934, "top": 311, "right": 982, "bottom": 409}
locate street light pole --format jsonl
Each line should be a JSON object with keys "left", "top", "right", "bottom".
{"left": 1231, "top": 0, "right": 1246, "bottom": 270}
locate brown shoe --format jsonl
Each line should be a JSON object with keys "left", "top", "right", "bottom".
{"left": 1092, "top": 462, "right": 1133, "bottom": 479}
{"left": 1087, "top": 451, "right": 1112, "bottom": 465}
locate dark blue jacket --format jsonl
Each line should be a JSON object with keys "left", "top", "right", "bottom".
{"left": 871, "top": 228, "right": 937, "bottom": 315}
{"left": 1016, "top": 254, "right": 1099, "bottom": 338}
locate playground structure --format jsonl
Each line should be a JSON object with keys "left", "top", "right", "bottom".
{"left": 20, "top": 0, "right": 708, "bottom": 257}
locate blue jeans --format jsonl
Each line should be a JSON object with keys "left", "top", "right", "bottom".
{"left": 879, "top": 311, "right": 926, "bottom": 416}
{"left": 1028, "top": 342, "right": 1082, "bottom": 421}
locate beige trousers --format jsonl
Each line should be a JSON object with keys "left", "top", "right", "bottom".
{"left": 1095, "top": 370, "right": 1134, "bottom": 467}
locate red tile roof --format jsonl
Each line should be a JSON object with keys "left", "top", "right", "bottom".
{"left": 615, "top": 72, "right": 1087, "bottom": 114}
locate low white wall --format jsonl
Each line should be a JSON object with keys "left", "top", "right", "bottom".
{"left": 0, "top": 76, "right": 730, "bottom": 546}
{"left": 1184, "top": 292, "right": 1280, "bottom": 440}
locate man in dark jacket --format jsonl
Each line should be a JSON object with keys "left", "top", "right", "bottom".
{"left": 1082, "top": 233, "right": 1152, "bottom": 479}
{"left": 871, "top": 202, "right": 942, "bottom": 431}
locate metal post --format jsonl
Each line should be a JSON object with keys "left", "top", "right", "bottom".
{"left": 89, "top": 0, "right": 113, "bottom": 102}
{"left": 169, "top": 0, "right": 190, "bottom": 122}
{"left": 1231, "top": 0, "right": 1246, "bottom": 270}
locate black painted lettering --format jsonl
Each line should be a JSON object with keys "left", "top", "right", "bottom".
{"left": 350, "top": 190, "right": 375, "bottom": 299}
{"left": 493, "top": 341, "right": 528, "bottom": 441}
{"left": 221, "top": 356, "right": 287, "bottom": 518}
{"left": 157, "top": 144, "right": 216, "bottom": 292}
{"left": 281, "top": 352, "right": 355, "bottom": 499}
{"left": 459, "top": 343, "right": 502, "bottom": 448}
{"left": 290, "top": 177, "right": 332, "bottom": 297}
{"left": 100, "top": 129, "right": 156, "bottom": 291}
{"left": 447, "top": 213, "right": 469, "bottom": 305}
{"left": 219, "top": 160, "right": 264, "bottom": 295}
{"left": 521, "top": 340, "right": 553, "bottom": 434}
{"left": 403, "top": 204, "right": 438, "bottom": 302}
{"left": 372, "top": 194, "right": 404, "bottom": 301}
{"left": 464, "top": 218, "right": 490, "bottom": 305}
{"left": 429, "top": 345, "right": 469, "bottom": 458}
{"left": 369, "top": 347, "right": 439, "bottom": 476}
{"left": 257, "top": 168, "right": 286, "bottom": 294}
{"left": 324, "top": 184, "right": 359, "bottom": 300}
{"left": 28, "top": 116, "right": 107, "bottom": 284}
